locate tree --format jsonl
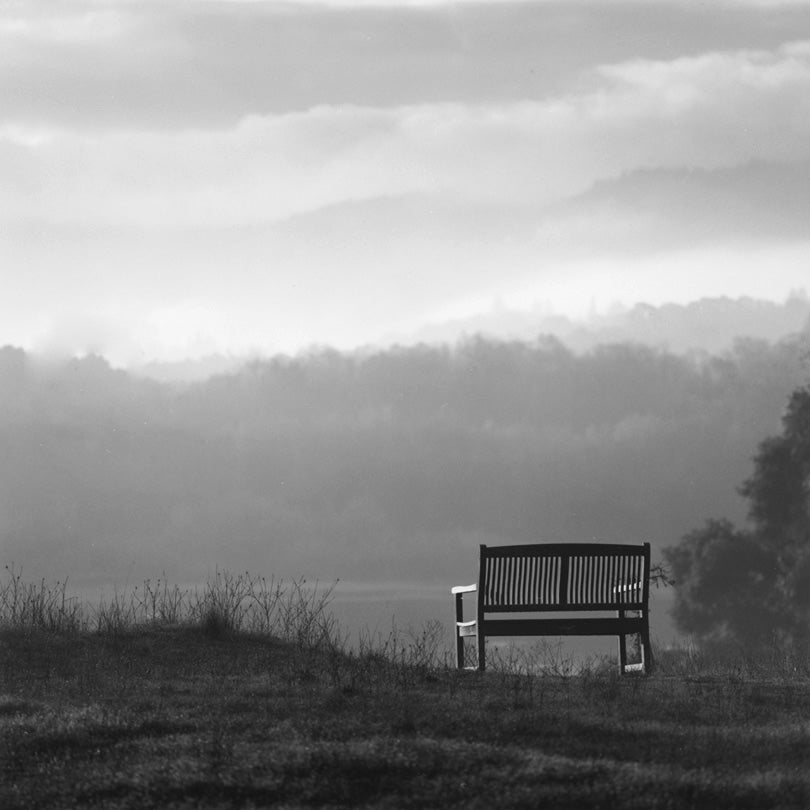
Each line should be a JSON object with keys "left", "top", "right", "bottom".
{"left": 665, "top": 385, "right": 810, "bottom": 649}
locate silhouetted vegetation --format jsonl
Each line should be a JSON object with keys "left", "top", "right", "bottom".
{"left": 666, "top": 385, "right": 810, "bottom": 650}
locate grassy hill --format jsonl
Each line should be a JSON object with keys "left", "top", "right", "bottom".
{"left": 2, "top": 572, "right": 809, "bottom": 809}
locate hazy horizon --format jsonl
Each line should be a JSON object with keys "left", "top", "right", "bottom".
{"left": 3, "top": 291, "right": 809, "bottom": 377}
{"left": 3, "top": 326, "right": 810, "bottom": 643}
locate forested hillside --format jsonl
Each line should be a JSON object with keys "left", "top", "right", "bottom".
{"left": 409, "top": 293, "right": 810, "bottom": 354}
{"left": 2, "top": 329, "right": 809, "bottom": 596}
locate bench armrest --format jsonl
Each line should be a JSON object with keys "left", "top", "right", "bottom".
{"left": 451, "top": 584, "right": 477, "bottom": 595}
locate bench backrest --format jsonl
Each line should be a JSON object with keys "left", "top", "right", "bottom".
{"left": 478, "top": 542, "right": 650, "bottom": 613}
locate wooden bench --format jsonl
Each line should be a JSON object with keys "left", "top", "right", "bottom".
{"left": 452, "top": 542, "right": 652, "bottom": 674}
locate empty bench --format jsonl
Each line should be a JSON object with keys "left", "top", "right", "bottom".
{"left": 452, "top": 542, "right": 652, "bottom": 674}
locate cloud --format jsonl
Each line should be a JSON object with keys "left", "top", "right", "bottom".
{"left": 3, "top": 41, "right": 810, "bottom": 228}
{"left": 497, "top": 240, "right": 810, "bottom": 319}
{"left": 5, "top": 0, "right": 810, "bottom": 131}
{"left": 0, "top": 7, "right": 129, "bottom": 43}
{"left": 0, "top": 109, "right": 436, "bottom": 226}
{"left": 528, "top": 160, "right": 810, "bottom": 261}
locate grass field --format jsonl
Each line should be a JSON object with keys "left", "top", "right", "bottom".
{"left": 2, "top": 569, "right": 810, "bottom": 809}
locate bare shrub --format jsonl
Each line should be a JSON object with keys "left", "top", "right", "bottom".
{"left": 0, "top": 564, "right": 85, "bottom": 633}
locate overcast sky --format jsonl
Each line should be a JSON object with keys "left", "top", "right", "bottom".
{"left": 3, "top": 0, "right": 810, "bottom": 364}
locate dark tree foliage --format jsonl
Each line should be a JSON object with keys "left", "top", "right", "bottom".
{"left": 666, "top": 385, "right": 810, "bottom": 649}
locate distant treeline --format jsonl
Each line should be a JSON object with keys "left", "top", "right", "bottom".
{"left": 1, "top": 332, "right": 809, "bottom": 588}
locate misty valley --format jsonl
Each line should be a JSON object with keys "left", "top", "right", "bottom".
{"left": 3, "top": 311, "right": 810, "bottom": 647}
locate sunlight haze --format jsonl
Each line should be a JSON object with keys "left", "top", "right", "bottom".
{"left": 3, "top": 0, "right": 810, "bottom": 362}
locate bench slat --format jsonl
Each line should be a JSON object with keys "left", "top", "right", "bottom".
{"left": 483, "top": 600, "right": 646, "bottom": 613}
{"left": 482, "top": 542, "right": 647, "bottom": 558}
{"left": 484, "top": 616, "right": 645, "bottom": 637}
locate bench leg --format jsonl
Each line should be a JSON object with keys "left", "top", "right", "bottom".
{"left": 477, "top": 627, "right": 486, "bottom": 671}
{"left": 641, "top": 612, "right": 653, "bottom": 675}
{"left": 455, "top": 593, "right": 465, "bottom": 670}
{"left": 617, "top": 609, "right": 628, "bottom": 674}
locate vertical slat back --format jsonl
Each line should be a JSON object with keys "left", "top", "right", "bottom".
{"left": 481, "top": 543, "right": 649, "bottom": 610}
{"left": 564, "top": 550, "right": 645, "bottom": 607}
{"left": 482, "top": 550, "right": 565, "bottom": 608}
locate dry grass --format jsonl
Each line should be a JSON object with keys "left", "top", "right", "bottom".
{"left": 2, "top": 568, "right": 810, "bottom": 809}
